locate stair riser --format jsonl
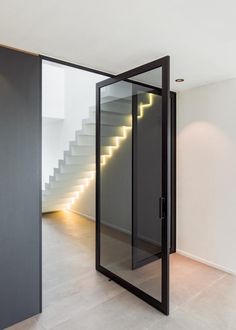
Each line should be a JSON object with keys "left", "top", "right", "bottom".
{"left": 59, "top": 160, "right": 94, "bottom": 170}
{"left": 89, "top": 100, "right": 131, "bottom": 115}
{"left": 70, "top": 145, "right": 95, "bottom": 155}
{"left": 46, "top": 188, "right": 87, "bottom": 198}
{"left": 101, "top": 101, "right": 131, "bottom": 114}
{"left": 51, "top": 179, "right": 88, "bottom": 188}
{"left": 50, "top": 171, "right": 92, "bottom": 182}
{"left": 69, "top": 150, "right": 95, "bottom": 162}
{"left": 76, "top": 135, "right": 95, "bottom": 145}
{"left": 59, "top": 167, "right": 93, "bottom": 175}
{"left": 54, "top": 171, "right": 94, "bottom": 181}
{"left": 67, "top": 154, "right": 106, "bottom": 161}
{"left": 70, "top": 145, "right": 108, "bottom": 156}
{"left": 65, "top": 156, "right": 95, "bottom": 166}
{"left": 64, "top": 155, "right": 95, "bottom": 164}
{"left": 89, "top": 112, "right": 131, "bottom": 126}
{"left": 76, "top": 135, "right": 117, "bottom": 147}
{"left": 54, "top": 162, "right": 95, "bottom": 175}
{"left": 83, "top": 124, "right": 124, "bottom": 137}
{"left": 47, "top": 181, "right": 86, "bottom": 190}
{"left": 44, "top": 188, "right": 82, "bottom": 197}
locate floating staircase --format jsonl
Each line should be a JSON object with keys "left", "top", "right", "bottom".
{"left": 42, "top": 94, "right": 153, "bottom": 213}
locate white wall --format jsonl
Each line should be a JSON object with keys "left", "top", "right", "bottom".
{"left": 42, "top": 61, "right": 65, "bottom": 187}
{"left": 42, "top": 118, "right": 64, "bottom": 186}
{"left": 177, "top": 78, "right": 236, "bottom": 274}
{"left": 42, "top": 62, "right": 65, "bottom": 119}
{"left": 42, "top": 60, "right": 105, "bottom": 189}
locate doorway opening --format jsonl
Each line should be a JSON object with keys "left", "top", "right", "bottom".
{"left": 41, "top": 56, "right": 179, "bottom": 318}
{"left": 41, "top": 58, "right": 109, "bottom": 313}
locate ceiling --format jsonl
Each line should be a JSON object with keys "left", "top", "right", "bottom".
{"left": 0, "top": 0, "right": 236, "bottom": 92}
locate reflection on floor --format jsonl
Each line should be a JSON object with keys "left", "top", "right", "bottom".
{"left": 8, "top": 211, "right": 236, "bottom": 330}
{"left": 101, "top": 225, "right": 162, "bottom": 301}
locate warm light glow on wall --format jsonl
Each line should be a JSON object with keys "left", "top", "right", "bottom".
{"left": 65, "top": 93, "right": 154, "bottom": 210}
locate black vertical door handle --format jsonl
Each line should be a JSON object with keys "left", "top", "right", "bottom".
{"left": 159, "top": 197, "right": 166, "bottom": 220}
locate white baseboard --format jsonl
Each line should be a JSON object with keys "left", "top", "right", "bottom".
{"left": 69, "top": 209, "right": 236, "bottom": 276}
{"left": 177, "top": 249, "right": 236, "bottom": 276}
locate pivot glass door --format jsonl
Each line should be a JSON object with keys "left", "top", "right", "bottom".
{"left": 96, "top": 57, "right": 170, "bottom": 314}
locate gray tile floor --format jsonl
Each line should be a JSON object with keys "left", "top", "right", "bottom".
{"left": 7, "top": 211, "right": 236, "bottom": 330}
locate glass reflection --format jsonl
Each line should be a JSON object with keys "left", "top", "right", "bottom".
{"left": 100, "top": 67, "right": 163, "bottom": 302}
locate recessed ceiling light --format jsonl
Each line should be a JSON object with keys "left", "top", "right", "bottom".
{"left": 175, "top": 78, "right": 184, "bottom": 82}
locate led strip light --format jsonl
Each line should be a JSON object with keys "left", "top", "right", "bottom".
{"left": 66, "top": 93, "right": 154, "bottom": 210}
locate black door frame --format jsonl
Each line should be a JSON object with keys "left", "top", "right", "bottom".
{"left": 96, "top": 56, "right": 173, "bottom": 315}
{"left": 40, "top": 54, "right": 175, "bottom": 314}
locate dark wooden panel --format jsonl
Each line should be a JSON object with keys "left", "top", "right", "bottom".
{"left": 0, "top": 46, "right": 41, "bottom": 329}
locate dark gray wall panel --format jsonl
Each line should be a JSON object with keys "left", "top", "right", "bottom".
{"left": 0, "top": 46, "right": 41, "bottom": 329}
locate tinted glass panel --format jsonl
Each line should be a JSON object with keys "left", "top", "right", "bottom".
{"left": 99, "top": 66, "right": 164, "bottom": 303}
